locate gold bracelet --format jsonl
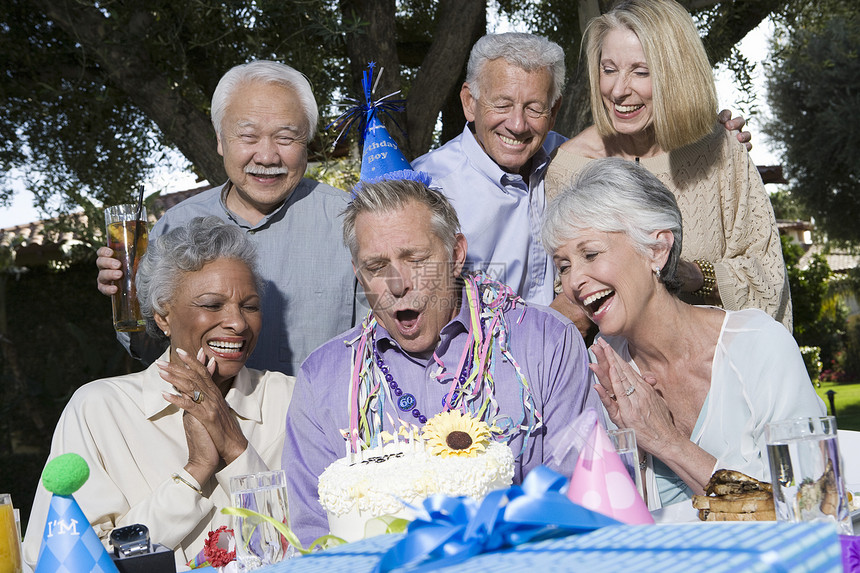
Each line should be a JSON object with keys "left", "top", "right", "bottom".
{"left": 171, "top": 473, "right": 203, "bottom": 495}
{"left": 693, "top": 259, "right": 716, "bottom": 298}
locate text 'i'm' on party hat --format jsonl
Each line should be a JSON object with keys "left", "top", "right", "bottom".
{"left": 327, "top": 62, "right": 431, "bottom": 191}
{"left": 35, "top": 453, "right": 120, "bottom": 573}
{"left": 566, "top": 417, "right": 654, "bottom": 525}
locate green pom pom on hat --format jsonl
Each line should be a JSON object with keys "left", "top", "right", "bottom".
{"left": 42, "top": 453, "right": 90, "bottom": 496}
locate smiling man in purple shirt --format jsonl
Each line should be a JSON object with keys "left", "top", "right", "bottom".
{"left": 282, "top": 177, "right": 598, "bottom": 545}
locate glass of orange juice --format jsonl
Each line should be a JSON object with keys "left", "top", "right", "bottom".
{"left": 0, "top": 494, "right": 22, "bottom": 573}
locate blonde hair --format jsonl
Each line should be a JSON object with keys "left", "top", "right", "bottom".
{"left": 585, "top": 0, "right": 718, "bottom": 151}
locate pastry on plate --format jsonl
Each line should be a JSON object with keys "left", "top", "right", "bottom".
{"left": 693, "top": 469, "right": 775, "bottom": 521}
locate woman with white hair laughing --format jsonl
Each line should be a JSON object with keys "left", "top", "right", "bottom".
{"left": 543, "top": 157, "right": 824, "bottom": 510}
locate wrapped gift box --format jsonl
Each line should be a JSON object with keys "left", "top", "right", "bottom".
{"left": 265, "top": 522, "right": 842, "bottom": 573}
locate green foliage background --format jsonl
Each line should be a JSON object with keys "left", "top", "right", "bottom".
{"left": 766, "top": 2, "right": 860, "bottom": 242}
{"left": 1, "top": 255, "right": 142, "bottom": 527}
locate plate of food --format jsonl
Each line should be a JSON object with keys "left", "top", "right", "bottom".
{"left": 652, "top": 470, "right": 774, "bottom": 524}
{"left": 652, "top": 471, "right": 860, "bottom": 530}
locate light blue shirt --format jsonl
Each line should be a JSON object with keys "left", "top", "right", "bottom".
{"left": 653, "top": 394, "right": 709, "bottom": 505}
{"left": 412, "top": 125, "right": 567, "bottom": 305}
{"left": 123, "top": 179, "right": 368, "bottom": 376}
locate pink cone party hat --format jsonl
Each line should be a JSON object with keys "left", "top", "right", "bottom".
{"left": 327, "top": 62, "right": 430, "bottom": 190}
{"left": 35, "top": 453, "right": 120, "bottom": 573}
{"left": 566, "top": 421, "right": 654, "bottom": 525}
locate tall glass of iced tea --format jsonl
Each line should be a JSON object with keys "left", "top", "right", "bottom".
{"left": 104, "top": 204, "right": 148, "bottom": 332}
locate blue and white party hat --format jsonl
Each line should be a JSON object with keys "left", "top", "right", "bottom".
{"left": 35, "top": 453, "right": 120, "bottom": 573}
{"left": 328, "top": 62, "right": 431, "bottom": 190}
{"left": 360, "top": 113, "right": 413, "bottom": 182}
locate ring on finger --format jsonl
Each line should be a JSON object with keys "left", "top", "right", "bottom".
{"left": 624, "top": 385, "right": 636, "bottom": 397}
{"left": 609, "top": 393, "right": 617, "bottom": 401}
{"left": 192, "top": 390, "right": 204, "bottom": 404}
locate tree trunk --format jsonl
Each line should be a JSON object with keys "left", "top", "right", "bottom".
{"left": 406, "top": 0, "right": 486, "bottom": 157}
{"left": 553, "top": 0, "right": 600, "bottom": 138}
{"left": 340, "top": 0, "right": 485, "bottom": 159}
{"left": 30, "top": 0, "right": 227, "bottom": 185}
{"left": 699, "top": 0, "right": 790, "bottom": 65}
{"left": 555, "top": 64, "right": 593, "bottom": 140}
{"left": 339, "top": 0, "right": 407, "bottom": 154}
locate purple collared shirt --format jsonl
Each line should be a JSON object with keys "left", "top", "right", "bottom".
{"left": 283, "top": 287, "right": 597, "bottom": 545}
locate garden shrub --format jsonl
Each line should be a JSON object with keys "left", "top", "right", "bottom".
{"left": 800, "top": 346, "right": 823, "bottom": 384}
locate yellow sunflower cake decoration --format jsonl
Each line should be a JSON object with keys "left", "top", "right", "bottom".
{"left": 422, "top": 411, "right": 492, "bottom": 458}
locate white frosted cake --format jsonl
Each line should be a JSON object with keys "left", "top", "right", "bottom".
{"left": 318, "top": 411, "right": 514, "bottom": 541}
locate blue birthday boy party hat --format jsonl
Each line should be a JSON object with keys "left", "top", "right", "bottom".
{"left": 35, "top": 453, "right": 120, "bottom": 573}
{"left": 328, "top": 62, "right": 431, "bottom": 189}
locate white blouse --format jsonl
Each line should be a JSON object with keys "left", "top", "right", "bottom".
{"left": 23, "top": 352, "right": 295, "bottom": 571}
{"left": 601, "top": 308, "right": 826, "bottom": 509}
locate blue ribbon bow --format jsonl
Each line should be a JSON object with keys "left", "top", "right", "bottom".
{"left": 375, "top": 466, "right": 621, "bottom": 572}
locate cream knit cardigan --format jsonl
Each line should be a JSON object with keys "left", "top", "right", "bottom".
{"left": 546, "top": 126, "right": 792, "bottom": 331}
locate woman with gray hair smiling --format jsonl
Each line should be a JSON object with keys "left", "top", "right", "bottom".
{"left": 24, "top": 216, "right": 295, "bottom": 570}
{"left": 543, "top": 158, "right": 823, "bottom": 510}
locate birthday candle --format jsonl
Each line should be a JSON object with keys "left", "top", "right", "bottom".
{"left": 342, "top": 430, "right": 354, "bottom": 463}
{"left": 385, "top": 412, "right": 398, "bottom": 449}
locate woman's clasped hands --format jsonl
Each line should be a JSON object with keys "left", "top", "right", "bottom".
{"left": 158, "top": 347, "right": 249, "bottom": 481}
{"left": 590, "top": 338, "right": 682, "bottom": 459}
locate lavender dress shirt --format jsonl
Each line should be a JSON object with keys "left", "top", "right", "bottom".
{"left": 283, "top": 286, "right": 597, "bottom": 545}
{"left": 412, "top": 125, "right": 568, "bottom": 305}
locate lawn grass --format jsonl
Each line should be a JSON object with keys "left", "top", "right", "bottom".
{"left": 815, "top": 380, "right": 860, "bottom": 430}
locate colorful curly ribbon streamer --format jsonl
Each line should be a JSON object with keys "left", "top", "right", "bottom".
{"left": 346, "top": 272, "right": 543, "bottom": 455}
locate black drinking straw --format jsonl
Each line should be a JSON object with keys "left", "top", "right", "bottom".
{"left": 130, "top": 184, "right": 145, "bottom": 265}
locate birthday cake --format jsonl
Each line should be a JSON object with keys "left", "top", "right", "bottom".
{"left": 318, "top": 411, "right": 514, "bottom": 541}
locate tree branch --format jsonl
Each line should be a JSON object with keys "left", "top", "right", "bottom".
{"left": 30, "top": 0, "right": 227, "bottom": 184}
{"left": 697, "top": 0, "right": 790, "bottom": 65}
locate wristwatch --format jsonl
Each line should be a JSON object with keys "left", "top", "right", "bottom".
{"left": 110, "top": 523, "right": 151, "bottom": 558}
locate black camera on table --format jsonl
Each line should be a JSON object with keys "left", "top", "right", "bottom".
{"left": 109, "top": 523, "right": 176, "bottom": 573}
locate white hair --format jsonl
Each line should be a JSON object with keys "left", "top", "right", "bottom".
{"left": 136, "top": 216, "right": 262, "bottom": 339}
{"left": 210, "top": 60, "right": 318, "bottom": 140}
{"left": 542, "top": 158, "right": 683, "bottom": 292}
{"left": 465, "top": 32, "right": 566, "bottom": 105}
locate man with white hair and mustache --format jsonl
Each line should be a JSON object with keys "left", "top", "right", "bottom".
{"left": 97, "top": 60, "right": 365, "bottom": 376}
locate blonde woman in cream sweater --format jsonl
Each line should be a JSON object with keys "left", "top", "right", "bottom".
{"left": 546, "top": 0, "right": 790, "bottom": 330}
